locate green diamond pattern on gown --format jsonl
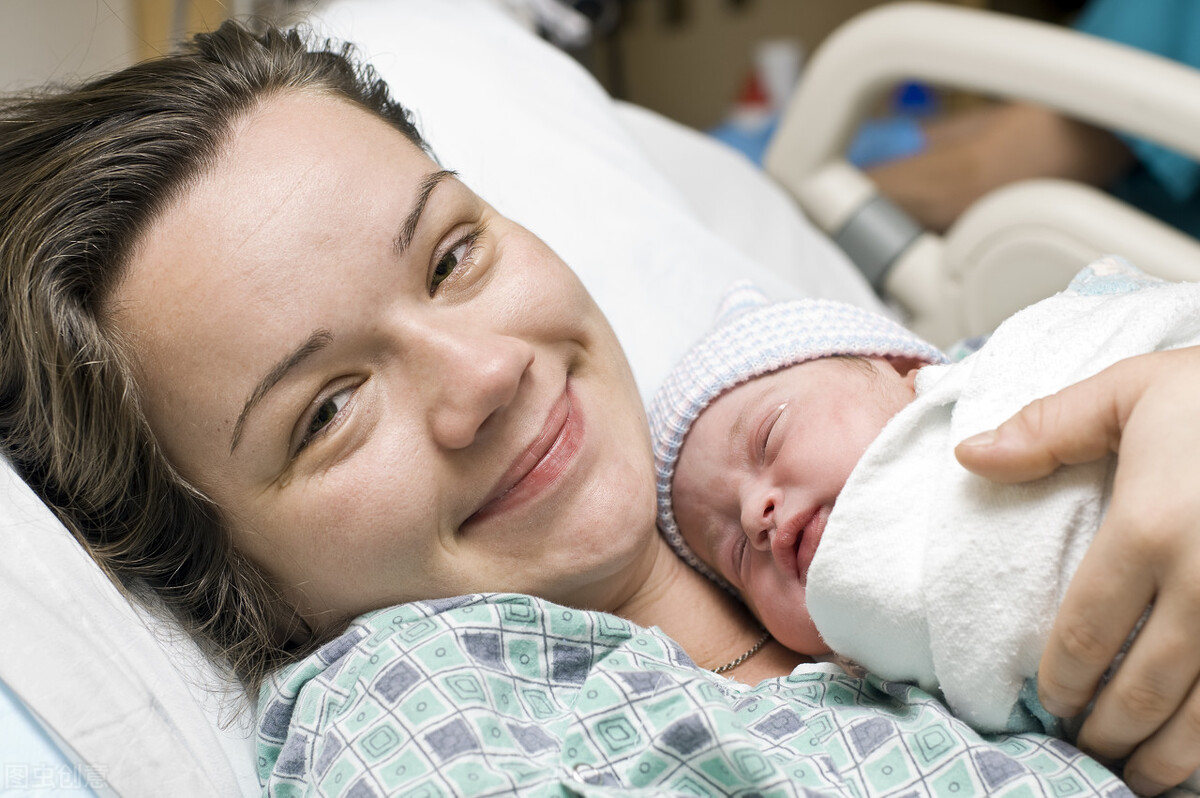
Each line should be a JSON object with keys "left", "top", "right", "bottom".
{"left": 257, "top": 594, "right": 1131, "bottom": 797}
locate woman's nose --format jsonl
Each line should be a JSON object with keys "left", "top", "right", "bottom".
{"left": 426, "top": 328, "right": 535, "bottom": 450}
{"left": 740, "top": 484, "right": 778, "bottom": 552}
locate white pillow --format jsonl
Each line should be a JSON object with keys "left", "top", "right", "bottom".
{"left": 2, "top": 2, "right": 876, "bottom": 794}
{"left": 0, "top": 460, "right": 260, "bottom": 797}
{"left": 612, "top": 101, "right": 880, "bottom": 316}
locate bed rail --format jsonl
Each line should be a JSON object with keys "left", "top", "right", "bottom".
{"left": 765, "top": 2, "right": 1200, "bottom": 344}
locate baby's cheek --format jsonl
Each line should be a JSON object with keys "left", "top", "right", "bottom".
{"left": 741, "top": 582, "right": 772, "bottom": 627}
{"left": 765, "top": 599, "right": 830, "bottom": 656}
{"left": 676, "top": 522, "right": 709, "bottom": 568}
{"left": 673, "top": 501, "right": 728, "bottom": 580}
{"left": 698, "top": 544, "right": 739, "bottom": 590}
{"left": 742, "top": 573, "right": 819, "bottom": 655}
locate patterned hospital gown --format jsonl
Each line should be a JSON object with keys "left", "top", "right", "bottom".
{"left": 257, "top": 593, "right": 1130, "bottom": 797}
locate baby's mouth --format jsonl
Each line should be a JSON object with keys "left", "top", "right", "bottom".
{"left": 795, "top": 505, "right": 832, "bottom": 585}
{"left": 773, "top": 509, "right": 811, "bottom": 579}
{"left": 775, "top": 505, "right": 832, "bottom": 585}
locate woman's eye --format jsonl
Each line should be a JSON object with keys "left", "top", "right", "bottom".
{"left": 297, "top": 387, "right": 352, "bottom": 453}
{"left": 430, "top": 226, "right": 485, "bottom": 295}
{"left": 431, "top": 243, "right": 465, "bottom": 290}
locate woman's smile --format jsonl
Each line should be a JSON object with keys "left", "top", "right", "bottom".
{"left": 463, "top": 382, "right": 585, "bottom": 531}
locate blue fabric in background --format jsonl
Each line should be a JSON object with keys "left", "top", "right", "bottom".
{"left": 707, "top": 115, "right": 779, "bottom": 166}
{"left": 1074, "top": 0, "right": 1200, "bottom": 237}
{"left": 710, "top": 82, "right": 933, "bottom": 168}
{"left": 847, "top": 117, "right": 928, "bottom": 169}
{"left": 713, "top": 115, "right": 930, "bottom": 169}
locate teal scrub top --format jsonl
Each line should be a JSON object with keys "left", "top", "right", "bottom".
{"left": 1074, "top": 0, "right": 1200, "bottom": 237}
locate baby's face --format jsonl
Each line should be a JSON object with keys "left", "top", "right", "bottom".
{"left": 672, "top": 356, "right": 918, "bottom": 655}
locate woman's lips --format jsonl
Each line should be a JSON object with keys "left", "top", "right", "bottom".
{"left": 463, "top": 384, "right": 583, "bottom": 529}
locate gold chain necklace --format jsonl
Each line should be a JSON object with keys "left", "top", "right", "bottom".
{"left": 709, "top": 627, "right": 773, "bottom": 674}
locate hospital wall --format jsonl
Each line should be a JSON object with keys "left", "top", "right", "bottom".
{"left": 588, "top": 0, "right": 990, "bottom": 131}
{"left": 0, "top": 0, "right": 242, "bottom": 91}
{"left": 2, "top": 0, "right": 1073, "bottom": 129}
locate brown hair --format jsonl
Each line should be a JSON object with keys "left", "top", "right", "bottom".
{"left": 0, "top": 20, "right": 428, "bottom": 691}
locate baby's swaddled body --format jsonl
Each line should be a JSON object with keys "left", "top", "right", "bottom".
{"left": 808, "top": 259, "right": 1200, "bottom": 746}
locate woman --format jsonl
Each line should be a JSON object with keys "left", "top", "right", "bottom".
{"left": 0, "top": 19, "right": 791, "bottom": 690}
{"left": 0, "top": 21, "right": 1194, "bottom": 794}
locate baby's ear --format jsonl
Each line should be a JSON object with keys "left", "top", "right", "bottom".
{"left": 886, "top": 355, "right": 926, "bottom": 378}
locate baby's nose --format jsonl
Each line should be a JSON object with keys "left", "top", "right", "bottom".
{"left": 740, "top": 487, "right": 778, "bottom": 552}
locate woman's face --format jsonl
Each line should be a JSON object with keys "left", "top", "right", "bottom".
{"left": 108, "top": 91, "right": 656, "bottom": 630}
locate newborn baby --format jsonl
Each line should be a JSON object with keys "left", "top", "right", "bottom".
{"left": 649, "top": 260, "right": 1200, "bottom": 773}
{"left": 649, "top": 284, "right": 941, "bottom": 657}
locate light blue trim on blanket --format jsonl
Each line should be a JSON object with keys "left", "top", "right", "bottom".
{"left": 1067, "top": 255, "right": 1166, "bottom": 296}
{"left": 257, "top": 594, "right": 1129, "bottom": 797}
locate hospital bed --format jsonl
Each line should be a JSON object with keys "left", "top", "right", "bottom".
{"left": 766, "top": 2, "right": 1200, "bottom": 345}
{"left": 3, "top": 2, "right": 1199, "bottom": 795}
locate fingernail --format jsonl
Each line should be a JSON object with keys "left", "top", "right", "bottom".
{"left": 1126, "top": 775, "right": 1165, "bottom": 796}
{"left": 958, "top": 430, "right": 997, "bottom": 448}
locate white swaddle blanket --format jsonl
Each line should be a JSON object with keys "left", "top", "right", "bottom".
{"left": 806, "top": 258, "right": 1200, "bottom": 738}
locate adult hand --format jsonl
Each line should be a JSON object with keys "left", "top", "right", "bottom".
{"left": 867, "top": 102, "right": 1133, "bottom": 233}
{"left": 955, "top": 347, "right": 1200, "bottom": 795}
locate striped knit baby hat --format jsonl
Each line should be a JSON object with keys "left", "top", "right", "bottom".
{"left": 647, "top": 283, "right": 947, "bottom": 590}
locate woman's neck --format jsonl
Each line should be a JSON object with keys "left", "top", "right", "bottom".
{"left": 612, "top": 537, "right": 808, "bottom": 683}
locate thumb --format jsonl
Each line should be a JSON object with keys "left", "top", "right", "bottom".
{"left": 954, "top": 361, "right": 1134, "bottom": 484}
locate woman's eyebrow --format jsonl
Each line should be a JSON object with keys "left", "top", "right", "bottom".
{"left": 229, "top": 328, "right": 334, "bottom": 455}
{"left": 393, "top": 169, "right": 457, "bottom": 256}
